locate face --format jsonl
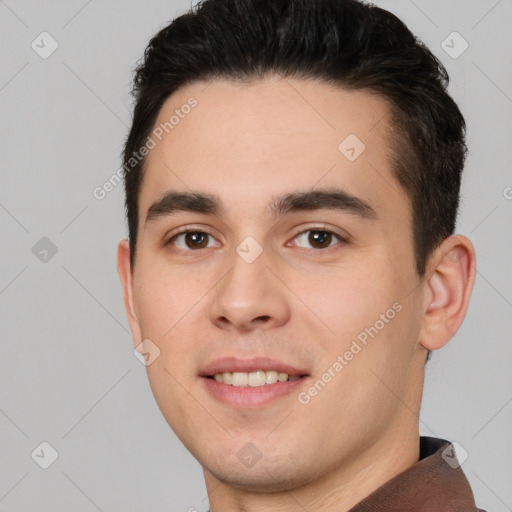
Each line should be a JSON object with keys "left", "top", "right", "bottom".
{"left": 119, "top": 77, "right": 430, "bottom": 492}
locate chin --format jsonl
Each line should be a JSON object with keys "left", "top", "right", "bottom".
{"left": 204, "top": 455, "right": 312, "bottom": 493}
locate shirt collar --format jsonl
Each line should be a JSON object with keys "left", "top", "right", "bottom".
{"left": 348, "top": 436, "right": 482, "bottom": 511}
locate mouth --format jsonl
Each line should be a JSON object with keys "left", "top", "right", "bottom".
{"left": 200, "top": 357, "right": 310, "bottom": 408}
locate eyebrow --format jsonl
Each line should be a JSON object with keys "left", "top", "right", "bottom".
{"left": 145, "top": 191, "right": 226, "bottom": 224}
{"left": 145, "top": 188, "right": 377, "bottom": 225}
{"left": 271, "top": 189, "right": 376, "bottom": 220}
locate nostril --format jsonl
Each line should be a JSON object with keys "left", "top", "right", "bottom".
{"left": 254, "top": 315, "right": 271, "bottom": 323}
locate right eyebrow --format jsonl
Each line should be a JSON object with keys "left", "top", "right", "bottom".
{"left": 145, "top": 191, "right": 226, "bottom": 225}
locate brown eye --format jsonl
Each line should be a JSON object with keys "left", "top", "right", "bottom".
{"left": 168, "top": 231, "right": 219, "bottom": 251}
{"left": 308, "top": 231, "right": 332, "bottom": 248}
{"left": 292, "top": 229, "right": 344, "bottom": 250}
{"left": 184, "top": 232, "right": 209, "bottom": 249}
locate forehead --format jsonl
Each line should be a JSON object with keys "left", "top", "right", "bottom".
{"left": 139, "top": 76, "right": 407, "bottom": 223}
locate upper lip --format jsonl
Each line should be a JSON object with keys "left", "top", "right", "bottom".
{"left": 200, "top": 357, "right": 309, "bottom": 377}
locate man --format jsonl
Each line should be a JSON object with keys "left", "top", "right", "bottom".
{"left": 117, "top": 0, "right": 485, "bottom": 510}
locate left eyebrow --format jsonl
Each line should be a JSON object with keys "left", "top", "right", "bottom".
{"left": 268, "top": 188, "right": 377, "bottom": 220}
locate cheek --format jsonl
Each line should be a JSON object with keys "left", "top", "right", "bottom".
{"left": 133, "top": 263, "right": 205, "bottom": 340}
{"left": 291, "top": 261, "right": 402, "bottom": 352}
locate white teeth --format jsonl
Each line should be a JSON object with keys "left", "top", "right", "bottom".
{"left": 248, "top": 370, "right": 266, "bottom": 387}
{"left": 231, "top": 372, "right": 248, "bottom": 386}
{"left": 265, "top": 370, "right": 278, "bottom": 384}
{"left": 211, "top": 370, "right": 302, "bottom": 387}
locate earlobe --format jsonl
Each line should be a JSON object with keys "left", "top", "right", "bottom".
{"left": 117, "top": 239, "right": 143, "bottom": 348}
{"left": 419, "top": 235, "right": 476, "bottom": 351}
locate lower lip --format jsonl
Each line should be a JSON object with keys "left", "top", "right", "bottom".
{"left": 201, "top": 376, "right": 308, "bottom": 408}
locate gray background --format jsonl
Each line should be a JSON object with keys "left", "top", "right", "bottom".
{"left": 1, "top": 0, "right": 511, "bottom": 510}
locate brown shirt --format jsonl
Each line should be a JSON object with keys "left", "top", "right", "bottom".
{"left": 349, "top": 436, "right": 486, "bottom": 512}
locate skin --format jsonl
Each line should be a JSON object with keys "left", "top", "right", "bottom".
{"left": 117, "top": 76, "right": 476, "bottom": 511}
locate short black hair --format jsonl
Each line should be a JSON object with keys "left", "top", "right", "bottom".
{"left": 122, "top": 0, "right": 467, "bottom": 281}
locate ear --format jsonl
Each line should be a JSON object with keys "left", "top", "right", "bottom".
{"left": 117, "top": 239, "right": 143, "bottom": 349}
{"left": 419, "top": 234, "right": 476, "bottom": 351}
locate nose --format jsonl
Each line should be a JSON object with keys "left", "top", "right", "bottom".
{"left": 208, "top": 247, "right": 291, "bottom": 333}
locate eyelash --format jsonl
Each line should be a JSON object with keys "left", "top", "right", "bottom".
{"left": 165, "top": 225, "right": 347, "bottom": 253}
